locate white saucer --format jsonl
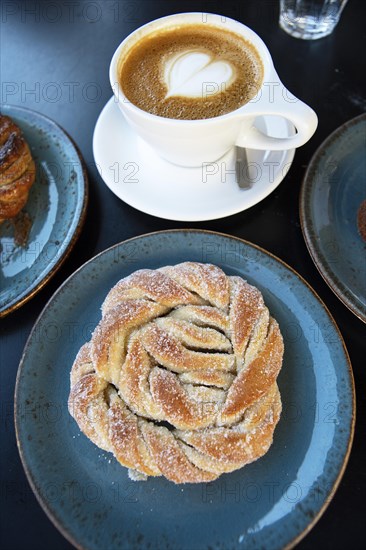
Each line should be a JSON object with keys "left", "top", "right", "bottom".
{"left": 93, "top": 98, "right": 295, "bottom": 221}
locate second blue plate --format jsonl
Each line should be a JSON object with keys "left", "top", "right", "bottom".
{"left": 0, "top": 104, "right": 88, "bottom": 317}
{"left": 300, "top": 114, "right": 366, "bottom": 322}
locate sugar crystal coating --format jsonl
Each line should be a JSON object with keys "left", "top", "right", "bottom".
{"left": 68, "top": 262, "right": 283, "bottom": 483}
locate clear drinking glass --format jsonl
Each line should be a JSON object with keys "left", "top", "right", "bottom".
{"left": 279, "top": 0, "right": 349, "bottom": 40}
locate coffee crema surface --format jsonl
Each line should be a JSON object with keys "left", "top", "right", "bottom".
{"left": 118, "top": 24, "right": 264, "bottom": 120}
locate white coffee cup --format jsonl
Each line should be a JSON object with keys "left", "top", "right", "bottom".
{"left": 110, "top": 13, "right": 318, "bottom": 167}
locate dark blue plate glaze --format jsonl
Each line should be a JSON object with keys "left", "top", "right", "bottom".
{"left": 15, "top": 230, "right": 355, "bottom": 550}
{"left": 300, "top": 114, "right": 366, "bottom": 323}
{"left": 0, "top": 104, "right": 88, "bottom": 317}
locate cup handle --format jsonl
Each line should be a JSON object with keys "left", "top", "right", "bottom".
{"left": 235, "top": 78, "right": 318, "bottom": 151}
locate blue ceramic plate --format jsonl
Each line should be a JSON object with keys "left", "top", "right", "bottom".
{"left": 300, "top": 114, "right": 366, "bottom": 323}
{"left": 0, "top": 104, "right": 88, "bottom": 317}
{"left": 15, "top": 230, "right": 355, "bottom": 550}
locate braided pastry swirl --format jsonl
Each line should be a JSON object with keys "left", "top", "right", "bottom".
{"left": 68, "top": 262, "right": 284, "bottom": 483}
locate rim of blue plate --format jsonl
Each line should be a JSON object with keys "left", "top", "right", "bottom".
{"left": 299, "top": 113, "right": 366, "bottom": 323}
{"left": 0, "top": 104, "right": 89, "bottom": 318}
{"left": 14, "top": 229, "right": 356, "bottom": 550}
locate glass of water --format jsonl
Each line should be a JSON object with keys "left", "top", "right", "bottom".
{"left": 279, "top": 0, "right": 349, "bottom": 40}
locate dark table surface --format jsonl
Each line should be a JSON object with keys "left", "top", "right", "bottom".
{"left": 1, "top": 1, "right": 365, "bottom": 549}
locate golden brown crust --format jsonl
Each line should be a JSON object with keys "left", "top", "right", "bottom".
{"left": 0, "top": 115, "right": 36, "bottom": 223}
{"left": 0, "top": 115, "right": 21, "bottom": 146}
{"left": 68, "top": 262, "right": 284, "bottom": 483}
{"left": 0, "top": 141, "right": 32, "bottom": 186}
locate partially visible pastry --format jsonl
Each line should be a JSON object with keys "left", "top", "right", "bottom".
{"left": 69, "top": 262, "right": 284, "bottom": 484}
{"left": 0, "top": 115, "right": 36, "bottom": 224}
{"left": 357, "top": 199, "right": 366, "bottom": 242}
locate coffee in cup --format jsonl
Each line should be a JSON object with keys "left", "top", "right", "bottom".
{"left": 118, "top": 24, "right": 264, "bottom": 120}
{"left": 110, "top": 13, "right": 318, "bottom": 166}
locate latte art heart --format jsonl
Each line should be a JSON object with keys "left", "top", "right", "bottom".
{"left": 119, "top": 24, "right": 264, "bottom": 119}
{"left": 164, "top": 50, "right": 235, "bottom": 98}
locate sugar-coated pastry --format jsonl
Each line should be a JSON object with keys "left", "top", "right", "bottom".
{"left": 69, "top": 262, "right": 284, "bottom": 483}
